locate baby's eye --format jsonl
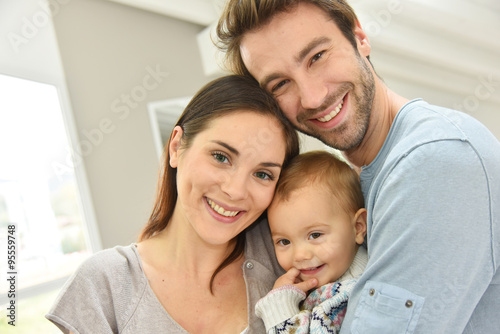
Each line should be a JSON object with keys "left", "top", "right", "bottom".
{"left": 308, "top": 232, "right": 322, "bottom": 240}
{"left": 277, "top": 239, "right": 291, "bottom": 246}
{"left": 212, "top": 152, "right": 229, "bottom": 164}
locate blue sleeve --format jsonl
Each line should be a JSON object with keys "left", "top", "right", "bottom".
{"left": 341, "top": 139, "right": 496, "bottom": 333}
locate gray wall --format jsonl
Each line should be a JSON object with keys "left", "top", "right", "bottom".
{"left": 52, "top": 0, "right": 214, "bottom": 248}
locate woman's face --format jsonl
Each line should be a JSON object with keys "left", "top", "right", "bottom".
{"left": 169, "top": 111, "right": 287, "bottom": 246}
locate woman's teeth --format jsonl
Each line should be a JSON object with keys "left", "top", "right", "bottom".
{"left": 207, "top": 199, "right": 239, "bottom": 217}
{"left": 317, "top": 99, "right": 344, "bottom": 123}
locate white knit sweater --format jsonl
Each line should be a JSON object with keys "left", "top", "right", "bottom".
{"left": 255, "top": 247, "right": 368, "bottom": 333}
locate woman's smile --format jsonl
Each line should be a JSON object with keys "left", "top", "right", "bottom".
{"left": 205, "top": 197, "right": 244, "bottom": 221}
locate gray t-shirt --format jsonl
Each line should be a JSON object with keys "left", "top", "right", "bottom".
{"left": 46, "top": 218, "right": 283, "bottom": 333}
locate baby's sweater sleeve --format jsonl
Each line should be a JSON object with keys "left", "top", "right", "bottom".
{"left": 255, "top": 285, "right": 306, "bottom": 332}
{"left": 255, "top": 280, "right": 356, "bottom": 334}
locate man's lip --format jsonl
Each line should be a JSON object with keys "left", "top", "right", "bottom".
{"left": 313, "top": 95, "right": 346, "bottom": 122}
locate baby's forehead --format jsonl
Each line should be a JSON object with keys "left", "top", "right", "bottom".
{"left": 271, "top": 183, "right": 329, "bottom": 205}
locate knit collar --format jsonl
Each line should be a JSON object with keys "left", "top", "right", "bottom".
{"left": 338, "top": 246, "right": 368, "bottom": 282}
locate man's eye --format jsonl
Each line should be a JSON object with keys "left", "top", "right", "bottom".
{"left": 311, "top": 51, "right": 324, "bottom": 64}
{"left": 271, "top": 80, "right": 288, "bottom": 93}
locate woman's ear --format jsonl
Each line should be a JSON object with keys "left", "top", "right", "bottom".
{"left": 169, "top": 126, "right": 184, "bottom": 168}
{"left": 353, "top": 208, "right": 368, "bottom": 245}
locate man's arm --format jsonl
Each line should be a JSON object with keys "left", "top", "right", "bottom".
{"left": 341, "top": 139, "right": 495, "bottom": 333}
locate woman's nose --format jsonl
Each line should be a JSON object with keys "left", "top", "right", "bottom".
{"left": 220, "top": 171, "right": 249, "bottom": 201}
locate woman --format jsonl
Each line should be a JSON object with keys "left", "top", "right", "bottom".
{"left": 46, "top": 75, "right": 300, "bottom": 333}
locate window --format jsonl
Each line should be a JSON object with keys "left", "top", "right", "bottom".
{"left": 0, "top": 74, "right": 98, "bottom": 332}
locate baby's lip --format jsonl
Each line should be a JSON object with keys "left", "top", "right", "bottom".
{"left": 299, "top": 264, "right": 325, "bottom": 275}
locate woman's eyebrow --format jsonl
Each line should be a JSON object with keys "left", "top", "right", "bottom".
{"left": 212, "top": 140, "right": 239, "bottom": 155}
{"left": 212, "top": 140, "right": 283, "bottom": 168}
{"left": 261, "top": 162, "right": 282, "bottom": 168}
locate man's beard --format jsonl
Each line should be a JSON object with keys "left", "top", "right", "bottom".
{"left": 298, "top": 55, "right": 375, "bottom": 151}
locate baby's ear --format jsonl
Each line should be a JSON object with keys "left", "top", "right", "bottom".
{"left": 353, "top": 208, "right": 367, "bottom": 245}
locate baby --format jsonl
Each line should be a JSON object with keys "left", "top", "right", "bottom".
{"left": 256, "top": 150, "right": 368, "bottom": 333}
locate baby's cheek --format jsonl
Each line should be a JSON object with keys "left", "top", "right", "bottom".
{"left": 276, "top": 252, "right": 291, "bottom": 271}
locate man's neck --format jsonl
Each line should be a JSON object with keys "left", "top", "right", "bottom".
{"left": 343, "top": 81, "right": 409, "bottom": 168}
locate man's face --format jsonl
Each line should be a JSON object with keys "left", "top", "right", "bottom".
{"left": 240, "top": 2, "right": 376, "bottom": 151}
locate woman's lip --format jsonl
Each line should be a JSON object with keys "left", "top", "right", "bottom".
{"left": 299, "top": 264, "right": 325, "bottom": 276}
{"left": 205, "top": 197, "right": 243, "bottom": 212}
{"left": 204, "top": 197, "right": 245, "bottom": 223}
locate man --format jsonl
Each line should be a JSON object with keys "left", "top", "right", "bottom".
{"left": 216, "top": 1, "right": 500, "bottom": 333}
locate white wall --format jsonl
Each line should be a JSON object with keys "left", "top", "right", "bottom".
{"left": 50, "top": 0, "right": 216, "bottom": 248}
{"left": 0, "top": 0, "right": 62, "bottom": 83}
{"left": 0, "top": 0, "right": 101, "bottom": 251}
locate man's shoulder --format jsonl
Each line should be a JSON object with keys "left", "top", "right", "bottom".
{"left": 397, "top": 100, "right": 494, "bottom": 142}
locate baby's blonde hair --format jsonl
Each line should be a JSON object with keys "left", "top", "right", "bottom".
{"left": 274, "top": 150, "right": 364, "bottom": 214}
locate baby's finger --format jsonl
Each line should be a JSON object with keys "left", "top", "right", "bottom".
{"left": 273, "top": 268, "right": 301, "bottom": 289}
{"left": 294, "top": 277, "right": 318, "bottom": 293}
{"left": 286, "top": 267, "right": 301, "bottom": 280}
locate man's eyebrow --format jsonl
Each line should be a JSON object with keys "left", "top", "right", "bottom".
{"left": 260, "top": 72, "right": 285, "bottom": 90}
{"left": 259, "top": 36, "right": 331, "bottom": 89}
{"left": 295, "top": 36, "right": 331, "bottom": 64}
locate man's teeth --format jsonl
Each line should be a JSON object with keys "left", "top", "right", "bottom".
{"left": 317, "top": 99, "right": 343, "bottom": 123}
{"left": 207, "top": 199, "right": 239, "bottom": 217}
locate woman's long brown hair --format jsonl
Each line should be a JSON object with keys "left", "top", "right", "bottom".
{"left": 139, "top": 75, "right": 299, "bottom": 293}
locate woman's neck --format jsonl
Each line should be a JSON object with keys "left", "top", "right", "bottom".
{"left": 140, "top": 217, "right": 237, "bottom": 283}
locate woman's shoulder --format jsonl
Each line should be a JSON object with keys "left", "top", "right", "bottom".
{"left": 60, "top": 244, "right": 146, "bottom": 301}
{"left": 77, "top": 244, "right": 142, "bottom": 276}
{"left": 46, "top": 244, "right": 149, "bottom": 333}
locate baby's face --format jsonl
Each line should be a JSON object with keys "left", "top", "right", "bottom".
{"left": 268, "top": 185, "right": 364, "bottom": 286}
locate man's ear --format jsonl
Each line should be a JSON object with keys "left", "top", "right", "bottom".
{"left": 353, "top": 208, "right": 368, "bottom": 245}
{"left": 169, "top": 126, "right": 184, "bottom": 168}
{"left": 353, "top": 20, "right": 371, "bottom": 58}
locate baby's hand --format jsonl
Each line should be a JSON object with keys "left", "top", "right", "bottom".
{"left": 273, "top": 267, "right": 318, "bottom": 293}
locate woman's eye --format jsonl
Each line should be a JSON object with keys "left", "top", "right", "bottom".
{"left": 309, "top": 232, "right": 322, "bottom": 240}
{"left": 255, "top": 171, "right": 274, "bottom": 181}
{"left": 212, "top": 152, "right": 229, "bottom": 164}
{"left": 277, "top": 239, "right": 290, "bottom": 246}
